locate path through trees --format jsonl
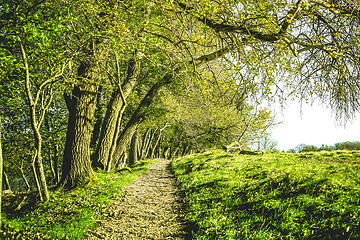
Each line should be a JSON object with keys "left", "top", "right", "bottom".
{"left": 85, "top": 160, "right": 189, "bottom": 239}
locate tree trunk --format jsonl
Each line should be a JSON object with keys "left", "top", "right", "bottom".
{"left": 105, "top": 48, "right": 228, "bottom": 167}
{"left": 31, "top": 150, "right": 43, "bottom": 200}
{"left": 90, "top": 86, "right": 104, "bottom": 151}
{"left": 3, "top": 170, "right": 12, "bottom": 192}
{"left": 106, "top": 106, "right": 123, "bottom": 172}
{"left": 144, "top": 129, "right": 155, "bottom": 159}
{"left": 20, "top": 41, "right": 50, "bottom": 201}
{"left": 139, "top": 129, "right": 150, "bottom": 160}
{"left": 150, "top": 124, "right": 167, "bottom": 158}
{"left": 18, "top": 168, "right": 30, "bottom": 192}
{"left": 33, "top": 125, "right": 49, "bottom": 200}
{"left": 60, "top": 62, "right": 97, "bottom": 189}
{"left": 169, "top": 146, "right": 180, "bottom": 160}
{"left": 0, "top": 118, "right": 3, "bottom": 228}
{"left": 182, "top": 145, "right": 191, "bottom": 156}
{"left": 111, "top": 75, "right": 172, "bottom": 166}
{"left": 53, "top": 145, "right": 59, "bottom": 184}
{"left": 94, "top": 57, "right": 139, "bottom": 168}
{"left": 128, "top": 129, "right": 139, "bottom": 166}
{"left": 162, "top": 146, "right": 169, "bottom": 159}
{"left": 49, "top": 145, "right": 60, "bottom": 185}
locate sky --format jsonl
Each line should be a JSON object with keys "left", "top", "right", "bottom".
{"left": 269, "top": 101, "right": 360, "bottom": 151}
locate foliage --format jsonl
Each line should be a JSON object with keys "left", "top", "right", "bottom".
{"left": 173, "top": 0, "right": 360, "bottom": 120}
{"left": 292, "top": 142, "right": 360, "bottom": 153}
{"left": 159, "top": 62, "right": 278, "bottom": 152}
{"left": 172, "top": 150, "right": 360, "bottom": 239}
{"left": 1, "top": 159, "right": 158, "bottom": 239}
{"left": 335, "top": 141, "right": 360, "bottom": 151}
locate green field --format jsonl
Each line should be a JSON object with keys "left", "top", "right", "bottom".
{"left": 171, "top": 150, "right": 360, "bottom": 240}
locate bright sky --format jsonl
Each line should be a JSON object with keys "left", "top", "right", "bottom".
{"left": 269, "top": 101, "right": 360, "bottom": 151}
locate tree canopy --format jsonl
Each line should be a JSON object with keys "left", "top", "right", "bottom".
{"left": 1, "top": 0, "right": 359, "bottom": 194}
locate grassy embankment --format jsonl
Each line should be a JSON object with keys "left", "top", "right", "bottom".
{"left": 1, "top": 159, "right": 158, "bottom": 239}
{"left": 172, "top": 150, "right": 360, "bottom": 240}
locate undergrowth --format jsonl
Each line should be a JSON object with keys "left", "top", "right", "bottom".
{"left": 1, "top": 159, "right": 158, "bottom": 239}
{"left": 172, "top": 150, "right": 360, "bottom": 240}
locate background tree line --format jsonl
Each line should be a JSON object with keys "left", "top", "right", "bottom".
{"left": 289, "top": 141, "right": 360, "bottom": 153}
{"left": 1, "top": 0, "right": 360, "bottom": 202}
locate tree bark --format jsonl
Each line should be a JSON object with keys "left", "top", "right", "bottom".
{"left": 94, "top": 57, "right": 139, "bottom": 168}
{"left": 106, "top": 104, "right": 124, "bottom": 172}
{"left": 150, "top": 124, "right": 167, "bottom": 158}
{"left": 31, "top": 150, "right": 43, "bottom": 200}
{"left": 3, "top": 170, "right": 12, "bottom": 192}
{"left": 60, "top": 62, "right": 98, "bottom": 189}
{"left": 90, "top": 86, "right": 104, "bottom": 151}
{"left": 20, "top": 41, "right": 51, "bottom": 201}
{"left": 169, "top": 147, "right": 180, "bottom": 160}
{"left": 144, "top": 129, "right": 155, "bottom": 159}
{"left": 162, "top": 145, "right": 169, "bottom": 159}
{"left": 111, "top": 74, "right": 173, "bottom": 166}
{"left": 128, "top": 129, "right": 139, "bottom": 166}
{"left": 139, "top": 129, "right": 150, "bottom": 160}
{"left": 34, "top": 135, "right": 49, "bottom": 200}
{"left": 48, "top": 145, "right": 59, "bottom": 185}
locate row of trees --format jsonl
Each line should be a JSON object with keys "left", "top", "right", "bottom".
{"left": 291, "top": 141, "right": 360, "bottom": 153}
{"left": 1, "top": 0, "right": 360, "bottom": 201}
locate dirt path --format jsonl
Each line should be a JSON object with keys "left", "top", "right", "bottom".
{"left": 84, "top": 160, "right": 189, "bottom": 240}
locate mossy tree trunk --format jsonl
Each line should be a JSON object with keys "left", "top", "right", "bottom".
{"left": 60, "top": 62, "right": 98, "bottom": 189}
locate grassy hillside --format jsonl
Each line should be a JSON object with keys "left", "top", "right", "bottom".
{"left": 171, "top": 150, "right": 360, "bottom": 240}
{"left": 1, "top": 159, "right": 158, "bottom": 239}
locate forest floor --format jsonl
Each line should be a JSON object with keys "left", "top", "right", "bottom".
{"left": 84, "top": 160, "right": 190, "bottom": 240}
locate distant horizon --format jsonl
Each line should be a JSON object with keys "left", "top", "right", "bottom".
{"left": 269, "top": 100, "right": 360, "bottom": 151}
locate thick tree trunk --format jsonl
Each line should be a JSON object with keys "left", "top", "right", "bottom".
{"left": 94, "top": 57, "right": 139, "bottom": 168}
{"left": 111, "top": 74, "right": 172, "bottom": 166}
{"left": 106, "top": 105, "right": 123, "bottom": 172}
{"left": 96, "top": 90, "right": 123, "bottom": 169}
{"left": 60, "top": 62, "right": 98, "bottom": 189}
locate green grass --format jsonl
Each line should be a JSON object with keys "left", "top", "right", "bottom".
{"left": 171, "top": 150, "right": 360, "bottom": 240}
{"left": 2, "top": 159, "right": 158, "bottom": 239}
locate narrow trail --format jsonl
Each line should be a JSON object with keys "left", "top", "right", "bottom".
{"left": 85, "top": 160, "right": 189, "bottom": 240}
